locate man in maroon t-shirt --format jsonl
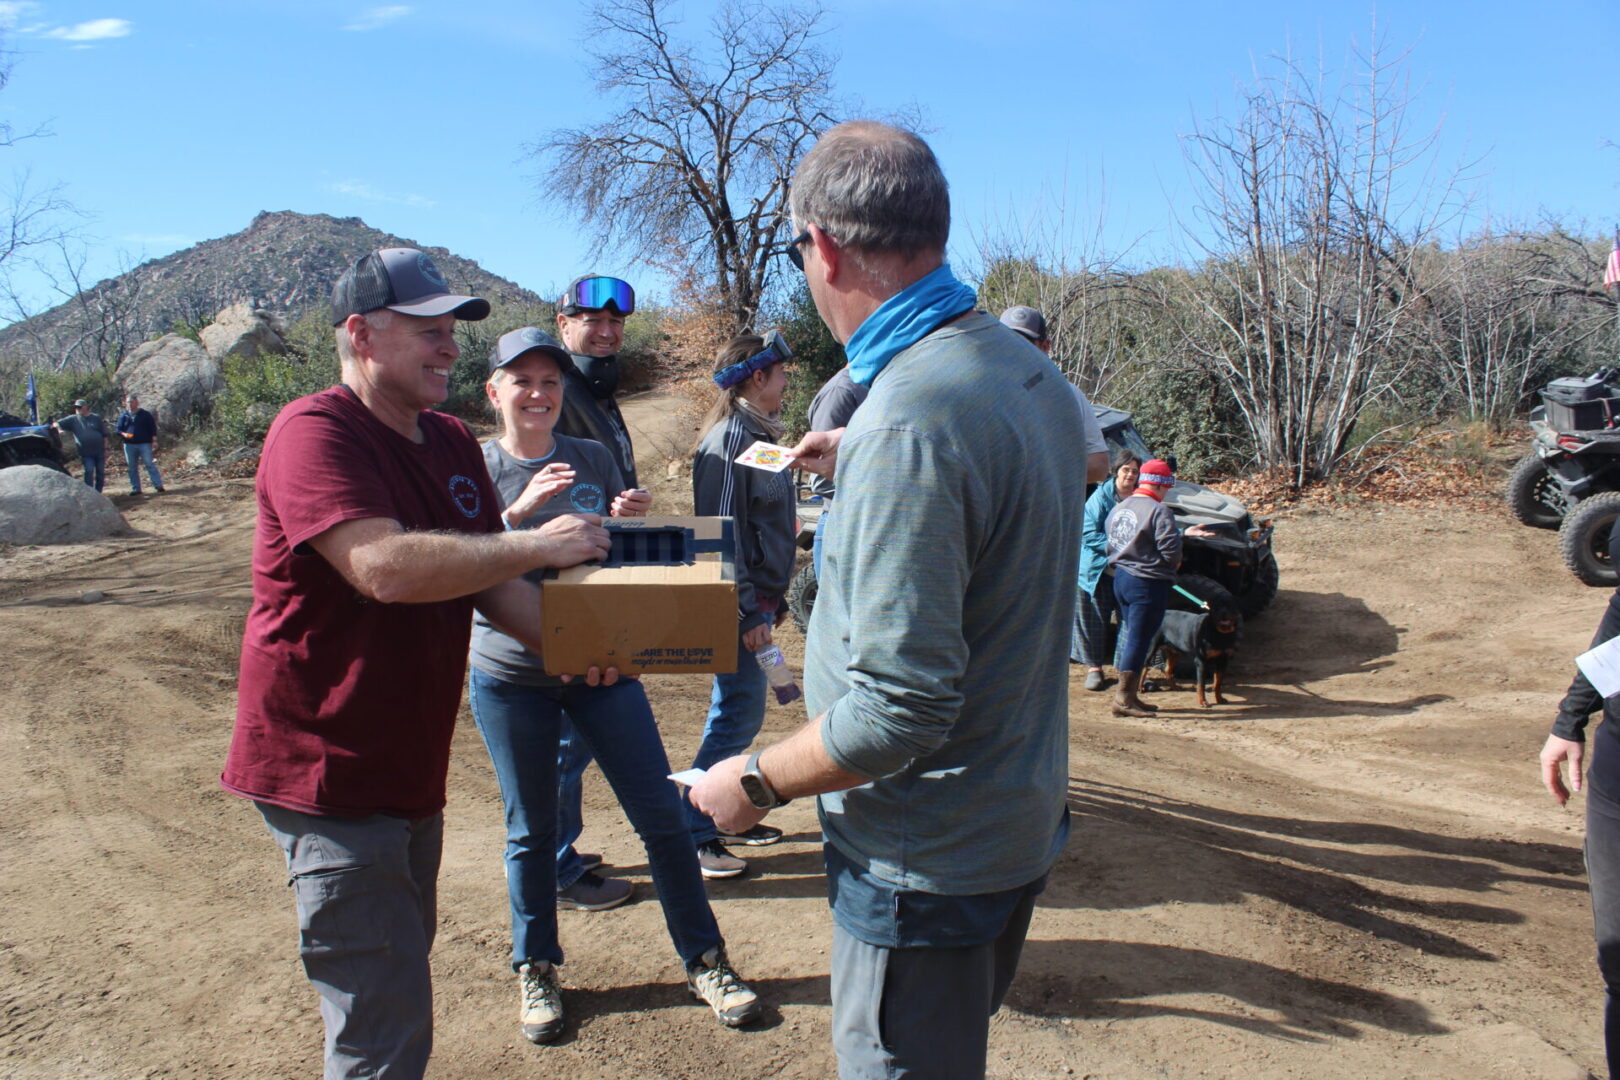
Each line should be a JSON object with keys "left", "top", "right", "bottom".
{"left": 221, "top": 248, "right": 614, "bottom": 1080}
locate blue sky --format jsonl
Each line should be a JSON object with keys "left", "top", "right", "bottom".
{"left": 0, "top": 0, "right": 1614, "bottom": 318}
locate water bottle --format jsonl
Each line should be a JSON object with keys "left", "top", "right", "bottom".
{"left": 755, "top": 645, "right": 802, "bottom": 705}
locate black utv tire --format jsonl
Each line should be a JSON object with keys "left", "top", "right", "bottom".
{"left": 787, "top": 562, "right": 817, "bottom": 633}
{"left": 1239, "top": 551, "right": 1280, "bottom": 618}
{"left": 1507, "top": 453, "right": 1564, "bottom": 529}
{"left": 16, "top": 455, "right": 67, "bottom": 474}
{"left": 1559, "top": 492, "right": 1620, "bottom": 587}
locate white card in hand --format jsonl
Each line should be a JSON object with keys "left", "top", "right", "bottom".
{"left": 1577, "top": 635, "right": 1620, "bottom": 698}
{"left": 734, "top": 440, "right": 795, "bottom": 473}
{"left": 668, "top": 768, "right": 707, "bottom": 788}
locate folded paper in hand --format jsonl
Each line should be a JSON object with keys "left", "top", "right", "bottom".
{"left": 1576, "top": 635, "right": 1620, "bottom": 698}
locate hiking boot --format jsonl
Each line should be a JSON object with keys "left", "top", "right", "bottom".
{"left": 697, "top": 839, "right": 748, "bottom": 879}
{"left": 716, "top": 823, "right": 783, "bottom": 846}
{"left": 1112, "top": 671, "right": 1156, "bottom": 719}
{"left": 1083, "top": 668, "right": 1106, "bottom": 692}
{"left": 685, "top": 947, "right": 762, "bottom": 1027}
{"left": 556, "top": 871, "right": 634, "bottom": 911}
{"left": 518, "top": 960, "right": 564, "bottom": 1044}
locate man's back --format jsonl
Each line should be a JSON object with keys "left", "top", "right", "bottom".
{"left": 805, "top": 312, "right": 1085, "bottom": 894}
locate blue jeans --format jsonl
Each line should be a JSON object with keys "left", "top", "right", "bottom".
{"left": 468, "top": 667, "right": 722, "bottom": 969}
{"left": 684, "top": 627, "right": 767, "bottom": 845}
{"left": 80, "top": 451, "right": 104, "bottom": 491}
{"left": 1112, "top": 569, "right": 1169, "bottom": 672}
{"left": 258, "top": 803, "right": 442, "bottom": 1080}
{"left": 122, "top": 442, "right": 162, "bottom": 492}
{"left": 553, "top": 719, "right": 594, "bottom": 890}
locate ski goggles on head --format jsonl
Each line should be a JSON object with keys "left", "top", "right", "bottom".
{"left": 559, "top": 275, "right": 636, "bottom": 315}
{"left": 714, "top": 329, "right": 793, "bottom": 389}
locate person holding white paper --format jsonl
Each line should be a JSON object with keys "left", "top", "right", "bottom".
{"left": 468, "top": 327, "right": 761, "bottom": 1045}
{"left": 1541, "top": 528, "right": 1620, "bottom": 1077}
{"left": 686, "top": 331, "right": 799, "bottom": 878}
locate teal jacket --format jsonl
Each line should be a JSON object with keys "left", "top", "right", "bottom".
{"left": 1078, "top": 480, "right": 1120, "bottom": 596}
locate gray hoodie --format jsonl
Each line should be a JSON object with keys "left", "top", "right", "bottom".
{"left": 692, "top": 408, "right": 796, "bottom": 633}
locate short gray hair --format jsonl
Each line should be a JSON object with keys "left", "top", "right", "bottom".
{"left": 334, "top": 309, "right": 395, "bottom": 366}
{"left": 790, "top": 121, "right": 949, "bottom": 260}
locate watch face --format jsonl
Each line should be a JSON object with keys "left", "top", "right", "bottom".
{"left": 739, "top": 771, "right": 772, "bottom": 809}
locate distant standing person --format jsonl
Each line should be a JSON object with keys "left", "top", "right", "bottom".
{"left": 116, "top": 393, "right": 164, "bottom": 494}
{"left": 54, "top": 398, "right": 107, "bottom": 491}
{"left": 1105, "top": 458, "right": 1182, "bottom": 717}
{"left": 546, "top": 274, "right": 643, "bottom": 910}
{"left": 1540, "top": 527, "right": 1620, "bottom": 1077}
{"left": 1076, "top": 450, "right": 1142, "bottom": 689}
{"left": 998, "top": 305, "right": 1109, "bottom": 485}
{"left": 805, "top": 364, "right": 867, "bottom": 581}
{"left": 686, "top": 331, "right": 798, "bottom": 878}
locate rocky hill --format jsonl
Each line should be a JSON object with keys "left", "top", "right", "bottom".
{"left": 0, "top": 211, "right": 545, "bottom": 371}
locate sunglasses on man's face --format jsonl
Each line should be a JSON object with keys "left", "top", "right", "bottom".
{"left": 780, "top": 229, "right": 812, "bottom": 272}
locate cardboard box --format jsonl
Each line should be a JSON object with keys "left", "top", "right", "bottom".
{"left": 539, "top": 516, "right": 739, "bottom": 676}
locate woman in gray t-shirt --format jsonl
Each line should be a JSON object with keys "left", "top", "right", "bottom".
{"left": 466, "top": 328, "right": 762, "bottom": 1045}
{"left": 1104, "top": 457, "right": 1182, "bottom": 717}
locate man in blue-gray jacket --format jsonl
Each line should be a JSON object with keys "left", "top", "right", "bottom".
{"left": 116, "top": 393, "right": 164, "bottom": 494}
{"left": 690, "top": 120, "right": 1085, "bottom": 1080}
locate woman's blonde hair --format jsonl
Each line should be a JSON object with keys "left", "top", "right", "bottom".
{"left": 693, "top": 333, "right": 766, "bottom": 451}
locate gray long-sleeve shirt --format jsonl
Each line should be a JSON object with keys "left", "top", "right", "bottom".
{"left": 1105, "top": 493, "right": 1181, "bottom": 580}
{"left": 691, "top": 408, "right": 797, "bottom": 632}
{"left": 805, "top": 311, "right": 1085, "bottom": 895}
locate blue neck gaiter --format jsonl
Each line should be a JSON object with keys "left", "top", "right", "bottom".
{"left": 844, "top": 263, "right": 978, "bottom": 386}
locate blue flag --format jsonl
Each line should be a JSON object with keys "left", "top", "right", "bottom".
{"left": 24, "top": 371, "right": 37, "bottom": 424}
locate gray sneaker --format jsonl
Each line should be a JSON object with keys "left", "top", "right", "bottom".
{"left": 1083, "top": 668, "right": 1106, "bottom": 692}
{"left": 686, "top": 947, "right": 762, "bottom": 1027}
{"left": 696, "top": 840, "right": 747, "bottom": 879}
{"left": 557, "top": 871, "right": 634, "bottom": 911}
{"left": 519, "top": 960, "right": 564, "bottom": 1044}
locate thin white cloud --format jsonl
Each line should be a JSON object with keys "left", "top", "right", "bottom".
{"left": 329, "top": 180, "right": 435, "bottom": 209}
{"left": 40, "top": 17, "right": 133, "bottom": 41}
{"left": 0, "top": 3, "right": 40, "bottom": 28}
{"left": 342, "top": 5, "right": 411, "bottom": 32}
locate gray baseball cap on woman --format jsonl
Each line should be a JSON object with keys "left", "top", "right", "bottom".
{"left": 330, "top": 247, "right": 491, "bottom": 326}
{"left": 489, "top": 327, "right": 572, "bottom": 374}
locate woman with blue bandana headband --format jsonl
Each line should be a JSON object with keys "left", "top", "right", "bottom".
{"left": 685, "top": 332, "right": 799, "bottom": 878}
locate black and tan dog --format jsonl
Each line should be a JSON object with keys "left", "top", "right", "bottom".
{"left": 1151, "top": 607, "right": 1242, "bottom": 708}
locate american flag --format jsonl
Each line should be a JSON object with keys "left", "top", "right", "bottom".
{"left": 1607, "top": 228, "right": 1620, "bottom": 292}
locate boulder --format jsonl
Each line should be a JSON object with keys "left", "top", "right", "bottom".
{"left": 118, "top": 334, "right": 224, "bottom": 430}
{"left": 0, "top": 465, "right": 126, "bottom": 544}
{"left": 199, "top": 302, "right": 286, "bottom": 362}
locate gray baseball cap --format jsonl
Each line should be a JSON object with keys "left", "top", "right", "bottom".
{"left": 72, "top": 399, "right": 88, "bottom": 407}
{"left": 489, "top": 326, "right": 572, "bottom": 374}
{"left": 330, "top": 247, "right": 491, "bottom": 326}
{"left": 999, "top": 305, "right": 1048, "bottom": 342}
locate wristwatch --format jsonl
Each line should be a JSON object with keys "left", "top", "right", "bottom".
{"left": 739, "top": 750, "right": 791, "bottom": 810}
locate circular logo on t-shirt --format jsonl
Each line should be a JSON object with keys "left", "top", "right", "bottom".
{"left": 570, "top": 483, "right": 605, "bottom": 514}
{"left": 417, "top": 253, "right": 447, "bottom": 289}
{"left": 448, "top": 474, "right": 482, "bottom": 518}
{"left": 1107, "top": 505, "right": 1139, "bottom": 553}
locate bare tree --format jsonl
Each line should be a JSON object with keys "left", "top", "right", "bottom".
{"left": 533, "top": 0, "right": 839, "bottom": 335}
{"left": 3, "top": 238, "right": 148, "bottom": 372}
{"left": 1169, "top": 35, "right": 1465, "bottom": 484}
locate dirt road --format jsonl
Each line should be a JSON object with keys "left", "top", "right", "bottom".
{"left": 0, "top": 397, "right": 1607, "bottom": 1079}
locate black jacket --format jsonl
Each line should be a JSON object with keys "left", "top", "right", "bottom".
{"left": 555, "top": 355, "right": 637, "bottom": 488}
